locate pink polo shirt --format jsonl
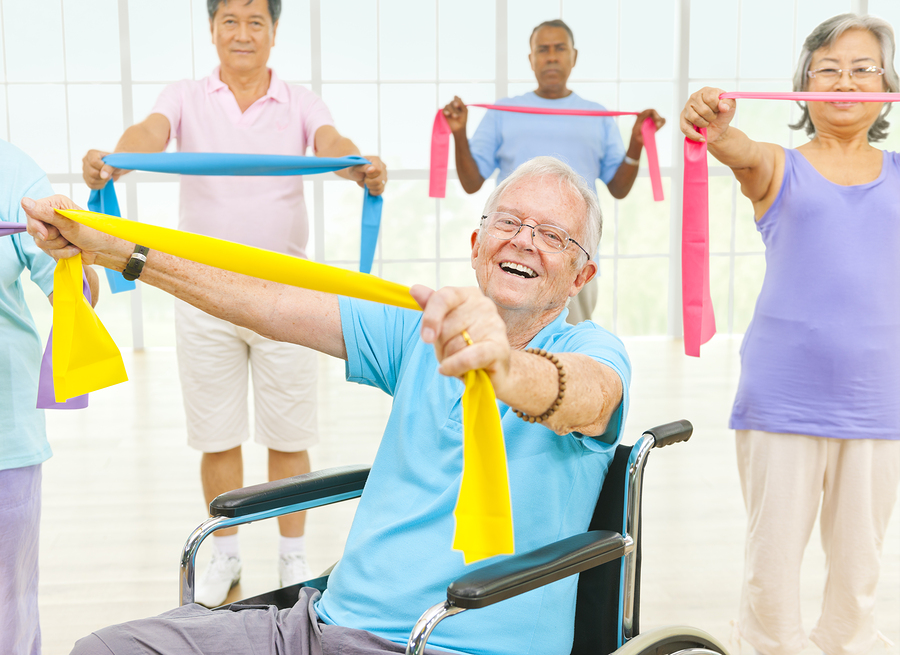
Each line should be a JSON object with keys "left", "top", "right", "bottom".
{"left": 151, "top": 67, "right": 335, "bottom": 257}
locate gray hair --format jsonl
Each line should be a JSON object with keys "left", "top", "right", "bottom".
{"left": 790, "top": 13, "right": 898, "bottom": 141}
{"left": 481, "top": 156, "right": 602, "bottom": 265}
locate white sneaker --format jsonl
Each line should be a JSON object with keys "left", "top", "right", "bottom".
{"left": 194, "top": 551, "right": 241, "bottom": 608}
{"left": 279, "top": 552, "right": 313, "bottom": 587}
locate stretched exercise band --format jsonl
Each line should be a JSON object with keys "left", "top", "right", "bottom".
{"left": 429, "top": 104, "right": 663, "bottom": 201}
{"left": 89, "top": 152, "right": 384, "bottom": 293}
{"left": 681, "top": 91, "right": 898, "bottom": 357}
{"left": 52, "top": 208, "right": 513, "bottom": 563}
{"left": 0, "top": 220, "right": 26, "bottom": 236}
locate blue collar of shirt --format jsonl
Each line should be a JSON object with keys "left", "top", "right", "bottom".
{"left": 526, "top": 309, "right": 572, "bottom": 349}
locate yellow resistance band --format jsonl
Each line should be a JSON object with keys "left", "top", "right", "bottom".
{"left": 55, "top": 209, "right": 514, "bottom": 563}
{"left": 52, "top": 253, "right": 128, "bottom": 402}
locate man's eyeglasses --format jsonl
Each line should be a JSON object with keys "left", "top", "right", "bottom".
{"left": 806, "top": 66, "right": 886, "bottom": 82}
{"left": 480, "top": 212, "right": 591, "bottom": 260}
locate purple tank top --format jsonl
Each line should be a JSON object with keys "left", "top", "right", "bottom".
{"left": 730, "top": 148, "right": 900, "bottom": 440}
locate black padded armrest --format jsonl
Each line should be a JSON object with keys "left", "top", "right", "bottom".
{"left": 210, "top": 465, "right": 370, "bottom": 518}
{"left": 447, "top": 530, "right": 628, "bottom": 609}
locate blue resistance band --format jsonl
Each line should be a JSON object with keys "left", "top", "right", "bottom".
{"left": 88, "top": 153, "right": 384, "bottom": 293}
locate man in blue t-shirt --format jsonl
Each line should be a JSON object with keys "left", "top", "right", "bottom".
{"left": 27, "top": 156, "right": 631, "bottom": 655}
{"left": 442, "top": 19, "right": 665, "bottom": 324}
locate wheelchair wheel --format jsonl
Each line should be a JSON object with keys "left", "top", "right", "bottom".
{"left": 612, "top": 625, "right": 729, "bottom": 655}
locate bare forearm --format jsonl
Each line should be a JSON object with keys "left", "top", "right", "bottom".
{"left": 706, "top": 125, "right": 764, "bottom": 169}
{"left": 95, "top": 243, "right": 347, "bottom": 359}
{"left": 319, "top": 136, "right": 361, "bottom": 181}
{"left": 497, "top": 351, "right": 622, "bottom": 437}
{"left": 606, "top": 147, "right": 640, "bottom": 199}
{"left": 115, "top": 122, "right": 168, "bottom": 154}
{"left": 452, "top": 131, "right": 486, "bottom": 194}
{"left": 707, "top": 127, "right": 779, "bottom": 203}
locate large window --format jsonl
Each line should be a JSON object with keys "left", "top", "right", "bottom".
{"left": 4, "top": 0, "right": 891, "bottom": 345}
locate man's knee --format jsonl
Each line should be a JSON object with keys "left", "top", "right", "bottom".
{"left": 70, "top": 633, "right": 114, "bottom": 655}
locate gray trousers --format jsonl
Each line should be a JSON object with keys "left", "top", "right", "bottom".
{"left": 71, "top": 588, "right": 445, "bottom": 655}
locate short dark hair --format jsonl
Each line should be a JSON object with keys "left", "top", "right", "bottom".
{"left": 207, "top": 0, "right": 281, "bottom": 22}
{"left": 530, "top": 19, "right": 575, "bottom": 49}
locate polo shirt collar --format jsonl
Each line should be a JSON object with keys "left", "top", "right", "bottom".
{"left": 205, "top": 66, "right": 288, "bottom": 104}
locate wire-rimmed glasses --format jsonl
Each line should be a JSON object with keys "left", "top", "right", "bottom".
{"left": 480, "top": 212, "right": 591, "bottom": 260}
{"left": 806, "top": 66, "right": 886, "bottom": 83}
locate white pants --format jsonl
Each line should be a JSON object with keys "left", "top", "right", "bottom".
{"left": 175, "top": 301, "right": 318, "bottom": 453}
{"left": 735, "top": 430, "right": 900, "bottom": 655}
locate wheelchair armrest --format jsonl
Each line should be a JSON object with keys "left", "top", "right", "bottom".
{"left": 446, "top": 530, "right": 629, "bottom": 609}
{"left": 209, "top": 464, "right": 370, "bottom": 518}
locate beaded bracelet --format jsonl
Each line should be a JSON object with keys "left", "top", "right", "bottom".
{"left": 512, "top": 348, "right": 567, "bottom": 423}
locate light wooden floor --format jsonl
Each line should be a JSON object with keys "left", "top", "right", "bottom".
{"left": 38, "top": 337, "right": 899, "bottom": 655}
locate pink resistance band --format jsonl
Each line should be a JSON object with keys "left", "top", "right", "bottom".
{"left": 681, "top": 91, "right": 899, "bottom": 357}
{"left": 429, "top": 104, "right": 663, "bottom": 201}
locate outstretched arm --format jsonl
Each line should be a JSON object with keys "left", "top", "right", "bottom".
{"left": 314, "top": 125, "right": 387, "bottom": 197}
{"left": 412, "top": 285, "right": 623, "bottom": 437}
{"left": 680, "top": 87, "right": 783, "bottom": 216}
{"left": 23, "top": 195, "right": 347, "bottom": 360}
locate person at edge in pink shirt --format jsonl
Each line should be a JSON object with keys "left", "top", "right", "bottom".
{"left": 82, "top": 0, "right": 388, "bottom": 609}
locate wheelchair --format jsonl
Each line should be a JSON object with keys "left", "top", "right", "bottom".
{"left": 178, "top": 420, "right": 729, "bottom": 655}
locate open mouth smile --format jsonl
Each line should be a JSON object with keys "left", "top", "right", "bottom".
{"left": 500, "top": 262, "right": 538, "bottom": 279}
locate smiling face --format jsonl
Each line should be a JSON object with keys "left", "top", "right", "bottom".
{"left": 471, "top": 176, "right": 597, "bottom": 324}
{"left": 210, "top": 0, "right": 277, "bottom": 75}
{"left": 806, "top": 28, "right": 886, "bottom": 134}
{"left": 529, "top": 26, "right": 578, "bottom": 98}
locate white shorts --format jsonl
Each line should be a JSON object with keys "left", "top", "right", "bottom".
{"left": 175, "top": 301, "right": 318, "bottom": 453}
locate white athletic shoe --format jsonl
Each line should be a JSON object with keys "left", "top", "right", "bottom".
{"left": 279, "top": 552, "right": 313, "bottom": 587}
{"left": 194, "top": 551, "right": 241, "bottom": 608}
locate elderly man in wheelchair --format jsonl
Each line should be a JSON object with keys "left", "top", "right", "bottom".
{"left": 26, "top": 156, "right": 726, "bottom": 655}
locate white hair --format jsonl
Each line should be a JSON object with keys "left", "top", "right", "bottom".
{"left": 480, "top": 156, "right": 602, "bottom": 264}
{"left": 790, "top": 13, "right": 898, "bottom": 141}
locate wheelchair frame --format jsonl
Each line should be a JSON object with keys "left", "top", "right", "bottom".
{"left": 179, "top": 421, "right": 728, "bottom": 655}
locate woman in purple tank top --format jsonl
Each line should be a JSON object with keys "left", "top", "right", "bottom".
{"left": 680, "top": 14, "right": 900, "bottom": 655}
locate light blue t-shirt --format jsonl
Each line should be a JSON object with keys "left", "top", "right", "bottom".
{"left": 469, "top": 91, "right": 627, "bottom": 187}
{"left": 316, "top": 298, "right": 631, "bottom": 655}
{"left": 0, "top": 140, "right": 56, "bottom": 471}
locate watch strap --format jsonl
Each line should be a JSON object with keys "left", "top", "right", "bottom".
{"left": 122, "top": 245, "right": 150, "bottom": 281}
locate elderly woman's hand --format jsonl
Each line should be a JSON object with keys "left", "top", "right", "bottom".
{"left": 22, "top": 195, "right": 124, "bottom": 267}
{"left": 411, "top": 284, "right": 512, "bottom": 386}
{"left": 680, "top": 87, "right": 737, "bottom": 144}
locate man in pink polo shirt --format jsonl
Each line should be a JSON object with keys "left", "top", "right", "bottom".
{"left": 82, "top": 0, "right": 387, "bottom": 608}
